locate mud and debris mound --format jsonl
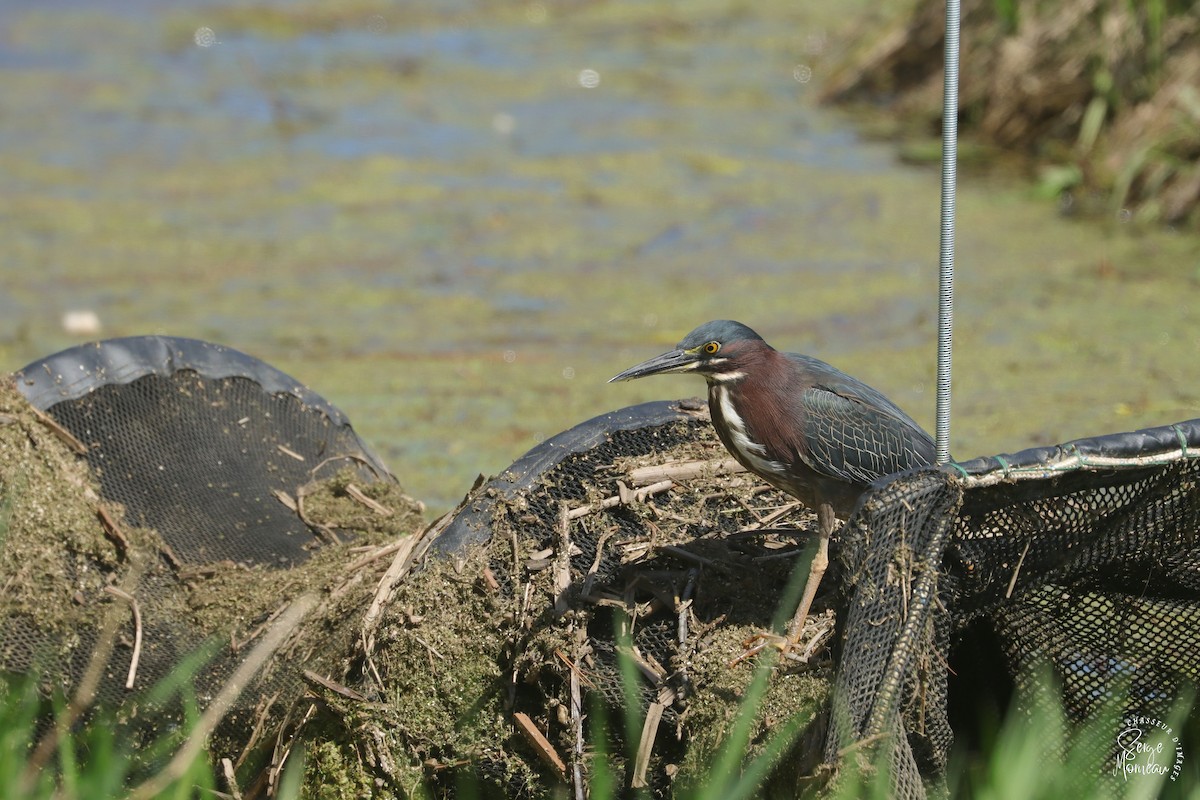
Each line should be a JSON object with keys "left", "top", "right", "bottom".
{"left": 0, "top": 372, "right": 425, "bottom": 770}
{"left": 254, "top": 412, "right": 834, "bottom": 799}
{"left": 822, "top": 0, "right": 1200, "bottom": 227}
{"left": 1, "top": 374, "right": 833, "bottom": 798}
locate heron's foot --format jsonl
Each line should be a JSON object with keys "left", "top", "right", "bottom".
{"left": 728, "top": 612, "right": 835, "bottom": 667}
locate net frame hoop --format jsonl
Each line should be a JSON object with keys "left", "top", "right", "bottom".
{"left": 951, "top": 436, "right": 1198, "bottom": 489}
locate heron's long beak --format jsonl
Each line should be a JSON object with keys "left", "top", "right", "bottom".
{"left": 608, "top": 348, "right": 698, "bottom": 382}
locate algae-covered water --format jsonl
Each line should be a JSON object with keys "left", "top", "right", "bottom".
{"left": 2, "top": 0, "right": 1197, "bottom": 514}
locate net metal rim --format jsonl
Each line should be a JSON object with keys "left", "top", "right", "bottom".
{"left": 946, "top": 417, "right": 1200, "bottom": 487}
{"left": 13, "top": 335, "right": 350, "bottom": 427}
{"left": 431, "top": 398, "right": 705, "bottom": 555}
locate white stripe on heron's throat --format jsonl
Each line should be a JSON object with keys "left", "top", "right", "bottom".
{"left": 713, "top": 385, "right": 786, "bottom": 476}
{"left": 707, "top": 369, "right": 745, "bottom": 383}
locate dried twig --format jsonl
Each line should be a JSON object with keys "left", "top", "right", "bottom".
{"left": 554, "top": 504, "right": 573, "bottom": 615}
{"left": 519, "top": 582, "right": 535, "bottom": 627}
{"left": 570, "top": 647, "right": 586, "bottom": 800}
{"left": 555, "top": 650, "right": 596, "bottom": 690}
{"left": 513, "top": 712, "right": 567, "bottom": 779}
{"left": 234, "top": 690, "right": 281, "bottom": 770}
{"left": 481, "top": 565, "right": 500, "bottom": 592}
{"left": 649, "top": 506, "right": 702, "bottom": 525}
{"left": 95, "top": 505, "right": 130, "bottom": 559}
{"left": 795, "top": 613, "right": 836, "bottom": 663}
{"left": 159, "top": 542, "right": 184, "bottom": 571}
{"left": 345, "top": 483, "right": 393, "bottom": 516}
{"left": 126, "top": 594, "right": 318, "bottom": 800}
{"left": 272, "top": 489, "right": 298, "bottom": 512}
{"left": 740, "top": 501, "right": 805, "bottom": 531}
{"left": 21, "top": 565, "right": 144, "bottom": 789}
{"left": 631, "top": 701, "right": 666, "bottom": 788}
{"left": 1005, "top": 538, "right": 1032, "bottom": 599}
{"left": 295, "top": 485, "right": 341, "bottom": 545}
{"left": 345, "top": 538, "right": 409, "bottom": 572}
{"left": 566, "top": 479, "right": 675, "bottom": 520}
{"left": 621, "top": 644, "right": 667, "bottom": 688}
{"left": 268, "top": 701, "right": 318, "bottom": 797}
{"left": 308, "top": 452, "right": 386, "bottom": 481}
{"left": 360, "top": 535, "right": 420, "bottom": 654}
{"left": 626, "top": 457, "right": 744, "bottom": 487}
{"left": 413, "top": 634, "right": 445, "bottom": 662}
{"left": 29, "top": 405, "right": 87, "bottom": 455}
{"left": 220, "top": 758, "right": 244, "bottom": 800}
{"left": 302, "top": 669, "right": 369, "bottom": 703}
{"left": 276, "top": 444, "right": 305, "bottom": 462}
{"left": 678, "top": 570, "right": 697, "bottom": 649}
{"left": 675, "top": 570, "right": 698, "bottom": 688}
{"left": 510, "top": 527, "right": 524, "bottom": 616}
{"left": 581, "top": 528, "right": 617, "bottom": 599}
{"left": 103, "top": 586, "right": 143, "bottom": 689}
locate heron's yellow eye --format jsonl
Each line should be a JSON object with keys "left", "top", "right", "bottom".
{"left": 703, "top": 341, "right": 720, "bottom": 355}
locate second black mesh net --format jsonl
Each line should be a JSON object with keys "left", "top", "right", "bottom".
{"left": 828, "top": 420, "right": 1200, "bottom": 799}
{"left": 261, "top": 398, "right": 836, "bottom": 797}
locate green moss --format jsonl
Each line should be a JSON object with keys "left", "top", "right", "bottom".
{"left": 675, "top": 625, "right": 827, "bottom": 790}
{"left": 303, "top": 739, "right": 389, "bottom": 800}
{"left": 0, "top": 378, "right": 130, "bottom": 654}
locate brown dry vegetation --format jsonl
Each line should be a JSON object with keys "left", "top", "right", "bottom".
{"left": 824, "top": 0, "right": 1200, "bottom": 226}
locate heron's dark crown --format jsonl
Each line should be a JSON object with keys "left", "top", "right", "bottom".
{"left": 676, "top": 320, "right": 766, "bottom": 351}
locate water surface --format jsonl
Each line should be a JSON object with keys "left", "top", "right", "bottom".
{"left": 2, "top": 0, "right": 1196, "bottom": 512}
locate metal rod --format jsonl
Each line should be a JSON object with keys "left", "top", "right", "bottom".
{"left": 935, "top": 0, "right": 960, "bottom": 465}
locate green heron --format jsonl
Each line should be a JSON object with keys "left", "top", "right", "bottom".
{"left": 610, "top": 320, "right": 936, "bottom": 648}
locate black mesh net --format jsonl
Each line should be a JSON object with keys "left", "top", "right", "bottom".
{"left": 828, "top": 422, "right": 1200, "bottom": 798}
{"left": 410, "top": 400, "right": 831, "bottom": 795}
{"left": 15, "top": 336, "right": 391, "bottom": 566}
{"left": 1, "top": 336, "right": 409, "bottom": 750}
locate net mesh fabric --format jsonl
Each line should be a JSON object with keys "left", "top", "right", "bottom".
{"left": 52, "top": 371, "right": 383, "bottom": 565}
{"left": 2, "top": 338, "right": 395, "bottom": 744}
{"left": 425, "top": 408, "right": 826, "bottom": 795}
{"left": 828, "top": 423, "right": 1200, "bottom": 798}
